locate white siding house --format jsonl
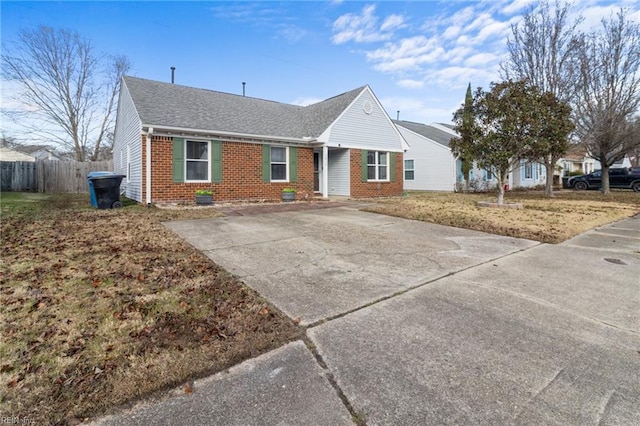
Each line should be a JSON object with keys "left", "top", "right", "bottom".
{"left": 113, "top": 82, "right": 143, "bottom": 202}
{"left": 393, "top": 120, "right": 455, "bottom": 191}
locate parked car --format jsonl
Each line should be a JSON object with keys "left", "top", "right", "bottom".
{"left": 567, "top": 168, "right": 640, "bottom": 192}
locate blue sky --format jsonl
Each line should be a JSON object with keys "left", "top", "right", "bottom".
{"left": 2, "top": 0, "right": 640, "bottom": 137}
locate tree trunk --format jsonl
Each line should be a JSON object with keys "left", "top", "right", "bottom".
{"left": 601, "top": 163, "right": 611, "bottom": 194}
{"left": 496, "top": 185, "right": 505, "bottom": 205}
{"left": 544, "top": 161, "right": 555, "bottom": 197}
{"left": 496, "top": 173, "right": 506, "bottom": 205}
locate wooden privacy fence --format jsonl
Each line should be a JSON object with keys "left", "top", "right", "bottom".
{"left": 0, "top": 160, "right": 113, "bottom": 193}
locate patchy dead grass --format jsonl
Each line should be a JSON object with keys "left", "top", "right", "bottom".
{"left": 0, "top": 193, "right": 302, "bottom": 425}
{"left": 364, "top": 190, "right": 639, "bottom": 243}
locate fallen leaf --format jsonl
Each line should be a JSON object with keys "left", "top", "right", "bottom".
{"left": 258, "top": 307, "right": 269, "bottom": 316}
{"left": 183, "top": 381, "right": 194, "bottom": 394}
{"left": 294, "top": 317, "right": 302, "bottom": 325}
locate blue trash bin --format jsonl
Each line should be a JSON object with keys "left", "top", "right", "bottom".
{"left": 87, "top": 172, "right": 126, "bottom": 209}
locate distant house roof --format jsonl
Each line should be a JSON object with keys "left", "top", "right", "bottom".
{"left": 393, "top": 120, "right": 456, "bottom": 147}
{"left": 437, "top": 123, "right": 455, "bottom": 130}
{"left": 123, "top": 76, "right": 365, "bottom": 140}
{"left": 14, "top": 144, "right": 62, "bottom": 160}
{"left": 0, "top": 147, "right": 36, "bottom": 162}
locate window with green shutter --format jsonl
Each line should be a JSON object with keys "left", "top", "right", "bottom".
{"left": 263, "top": 145, "right": 294, "bottom": 182}
{"left": 363, "top": 150, "right": 391, "bottom": 181}
{"left": 173, "top": 138, "right": 221, "bottom": 183}
{"left": 172, "top": 138, "right": 185, "bottom": 183}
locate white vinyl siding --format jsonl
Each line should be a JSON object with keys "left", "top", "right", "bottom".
{"left": 113, "top": 82, "right": 143, "bottom": 202}
{"left": 398, "top": 126, "right": 455, "bottom": 191}
{"left": 328, "top": 149, "right": 350, "bottom": 196}
{"left": 322, "top": 90, "right": 403, "bottom": 152}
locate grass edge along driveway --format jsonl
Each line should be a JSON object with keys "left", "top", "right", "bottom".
{"left": 363, "top": 190, "right": 639, "bottom": 244}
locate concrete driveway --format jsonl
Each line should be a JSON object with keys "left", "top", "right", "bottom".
{"left": 95, "top": 206, "right": 640, "bottom": 425}
{"left": 164, "top": 204, "right": 538, "bottom": 326}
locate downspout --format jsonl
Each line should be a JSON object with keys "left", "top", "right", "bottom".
{"left": 146, "top": 127, "right": 153, "bottom": 205}
{"left": 322, "top": 145, "right": 329, "bottom": 199}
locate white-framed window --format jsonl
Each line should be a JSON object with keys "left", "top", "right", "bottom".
{"left": 404, "top": 159, "right": 414, "bottom": 180}
{"left": 524, "top": 162, "right": 533, "bottom": 179}
{"left": 271, "top": 146, "right": 288, "bottom": 182}
{"left": 367, "top": 151, "right": 388, "bottom": 181}
{"left": 186, "top": 139, "right": 210, "bottom": 182}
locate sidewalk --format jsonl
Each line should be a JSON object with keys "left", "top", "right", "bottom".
{"left": 90, "top": 215, "right": 640, "bottom": 425}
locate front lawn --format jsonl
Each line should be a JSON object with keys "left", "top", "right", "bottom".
{"left": 364, "top": 190, "right": 639, "bottom": 243}
{"left": 0, "top": 193, "right": 302, "bottom": 425}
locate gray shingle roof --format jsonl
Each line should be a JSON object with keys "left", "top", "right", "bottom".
{"left": 393, "top": 120, "right": 456, "bottom": 147}
{"left": 123, "top": 76, "right": 364, "bottom": 139}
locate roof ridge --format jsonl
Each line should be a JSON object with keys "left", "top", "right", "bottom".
{"left": 123, "top": 75, "right": 304, "bottom": 108}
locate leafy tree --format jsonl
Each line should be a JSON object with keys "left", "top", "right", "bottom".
{"left": 501, "top": 0, "right": 583, "bottom": 196}
{"left": 452, "top": 80, "right": 572, "bottom": 205}
{"left": 1, "top": 26, "right": 130, "bottom": 162}
{"left": 574, "top": 10, "right": 640, "bottom": 193}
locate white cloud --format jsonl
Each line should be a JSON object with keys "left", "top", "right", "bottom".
{"left": 443, "top": 25, "right": 462, "bottom": 40}
{"left": 429, "top": 66, "right": 498, "bottom": 89}
{"left": 331, "top": 4, "right": 405, "bottom": 44}
{"left": 502, "top": 0, "right": 537, "bottom": 16}
{"left": 366, "top": 36, "right": 444, "bottom": 72}
{"left": 396, "top": 79, "right": 424, "bottom": 89}
{"left": 465, "top": 52, "right": 499, "bottom": 67}
{"left": 380, "top": 14, "right": 405, "bottom": 32}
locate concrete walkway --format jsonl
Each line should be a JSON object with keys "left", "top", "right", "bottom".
{"left": 92, "top": 207, "right": 640, "bottom": 425}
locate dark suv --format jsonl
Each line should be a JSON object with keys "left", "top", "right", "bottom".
{"left": 568, "top": 168, "right": 640, "bottom": 192}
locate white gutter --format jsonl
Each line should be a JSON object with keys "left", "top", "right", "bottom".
{"left": 146, "top": 127, "right": 153, "bottom": 205}
{"left": 142, "top": 124, "right": 314, "bottom": 145}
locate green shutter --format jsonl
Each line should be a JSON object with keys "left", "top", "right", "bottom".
{"left": 262, "top": 144, "right": 271, "bottom": 182}
{"left": 211, "top": 140, "right": 222, "bottom": 183}
{"left": 389, "top": 152, "right": 396, "bottom": 182}
{"left": 289, "top": 147, "right": 298, "bottom": 183}
{"left": 172, "top": 138, "right": 184, "bottom": 182}
{"left": 361, "top": 150, "right": 368, "bottom": 182}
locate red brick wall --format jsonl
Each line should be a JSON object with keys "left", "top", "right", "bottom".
{"left": 148, "top": 136, "right": 315, "bottom": 203}
{"left": 349, "top": 149, "right": 403, "bottom": 198}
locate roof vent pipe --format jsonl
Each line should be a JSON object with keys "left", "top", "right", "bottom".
{"left": 397, "top": 110, "right": 400, "bottom": 120}
{"left": 242, "top": 82, "right": 246, "bottom": 96}
{"left": 171, "top": 67, "right": 175, "bottom": 84}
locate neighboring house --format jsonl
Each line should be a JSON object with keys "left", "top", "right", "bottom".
{"left": 558, "top": 144, "right": 599, "bottom": 177}
{"left": 511, "top": 160, "right": 547, "bottom": 188}
{"left": 425, "top": 123, "right": 546, "bottom": 190}
{"left": 15, "top": 144, "right": 64, "bottom": 161}
{"left": 393, "top": 120, "right": 456, "bottom": 191}
{"left": 0, "top": 147, "right": 36, "bottom": 162}
{"left": 113, "top": 76, "right": 405, "bottom": 204}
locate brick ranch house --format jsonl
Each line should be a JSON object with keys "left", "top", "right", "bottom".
{"left": 113, "top": 76, "right": 406, "bottom": 204}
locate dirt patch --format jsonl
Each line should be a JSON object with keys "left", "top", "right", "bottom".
{"left": 0, "top": 194, "right": 302, "bottom": 425}
{"left": 365, "top": 191, "right": 639, "bottom": 243}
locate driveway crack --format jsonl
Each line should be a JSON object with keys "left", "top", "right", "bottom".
{"left": 302, "top": 335, "right": 366, "bottom": 425}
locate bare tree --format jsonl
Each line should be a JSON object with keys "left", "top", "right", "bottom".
{"left": 1, "top": 26, "right": 130, "bottom": 161}
{"left": 501, "top": 0, "right": 583, "bottom": 196}
{"left": 574, "top": 10, "right": 640, "bottom": 193}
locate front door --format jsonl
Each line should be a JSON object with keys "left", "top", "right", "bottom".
{"left": 314, "top": 152, "right": 320, "bottom": 192}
